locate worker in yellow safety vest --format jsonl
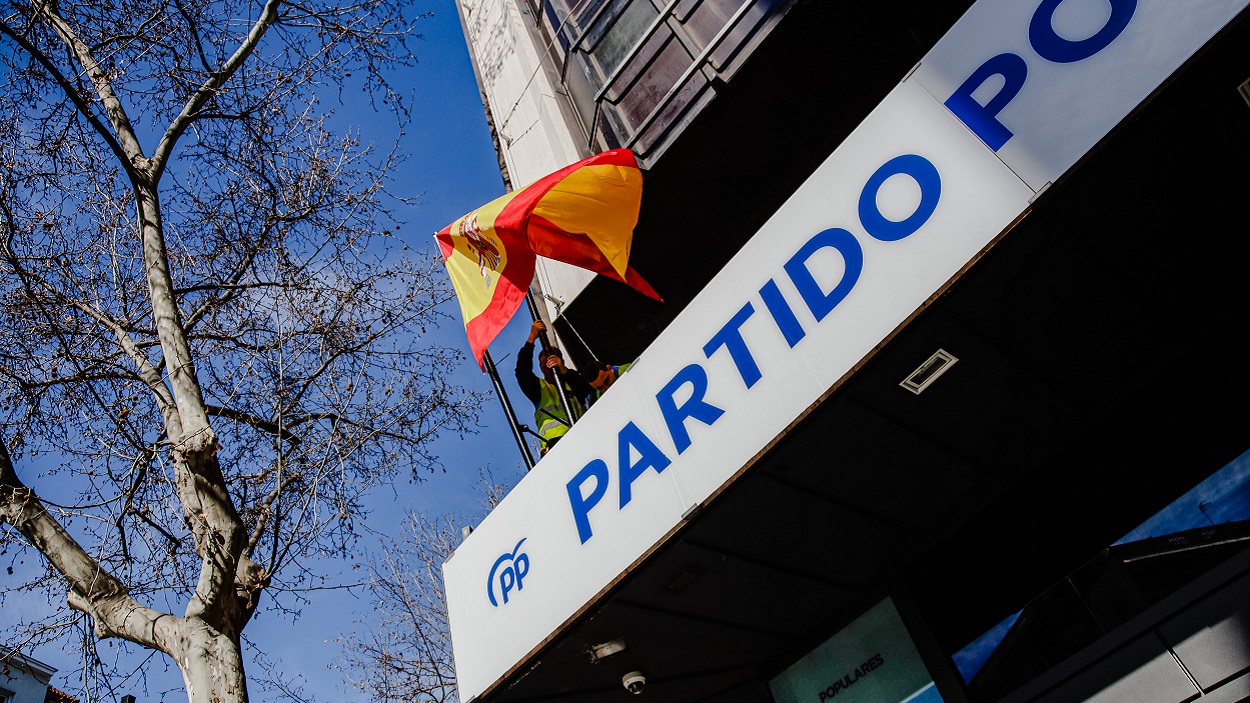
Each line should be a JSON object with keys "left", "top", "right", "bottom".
{"left": 515, "top": 320, "right": 593, "bottom": 454}
{"left": 582, "top": 360, "right": 632, "bottom": 405}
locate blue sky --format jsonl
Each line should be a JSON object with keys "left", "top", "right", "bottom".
{"left": 2, "top": 1, "right": 543, "bottom": 699}
{"left": 6, "top": 1, "right": 1250, "bottom": 694}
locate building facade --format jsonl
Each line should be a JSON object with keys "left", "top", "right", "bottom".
{"left": 447, "top": 1, "right": 1250, "bottom": 702}
{"left": 0, "top": 649, "right": 76, "bottom": 703}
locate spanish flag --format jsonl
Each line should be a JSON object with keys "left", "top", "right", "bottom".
{"left": 436, "top": 148, "right": 660, "bottom": 368}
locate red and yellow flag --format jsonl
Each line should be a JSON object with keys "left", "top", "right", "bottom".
{"left": 436, "top": 148, "right": 659, "bottom": 368}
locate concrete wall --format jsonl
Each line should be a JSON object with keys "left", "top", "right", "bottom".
{"left": 455, "top": 0, "right": 597, "bottom": 328}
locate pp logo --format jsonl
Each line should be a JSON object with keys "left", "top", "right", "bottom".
{"left": 487, "top": 538, "right": 530, "bottom": 607}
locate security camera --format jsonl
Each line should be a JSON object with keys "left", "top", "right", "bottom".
{"left": 622, "top": 671, "right": 646, "bottom": 695}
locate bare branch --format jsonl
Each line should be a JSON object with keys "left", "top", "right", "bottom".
{"left": 207, "top": 404, "right": 300, "bottom": 445}
{"left": 33, "top": 3, "right": 148, "bottom": 170}
{"left": 150, "top": 0, "right": 284, "bottom": 179}
{"left": 0, "top": 2, "right": 478, "bottom": 699}
{"left": 0, "top": 437, "right": 173, "bottom": 650}
{"left": 0, "top": 17, "right": 131, "bottom": 175}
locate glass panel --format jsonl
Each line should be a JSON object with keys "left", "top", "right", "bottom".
{"left": 771, "top": 598, "right": 946, "bottom": 703}
{"left": 676, "top": 0, "right": 736, "bottom": 50}
{"left": 710, "top": 0, "right": 784, "bottom": 69}
{"left": 559, "top": 0, "right": 785, "bottom": 159}
{"left": 624, "top": 65, "right": 707, "bottom": 155}
{"left": 542, "top": 0, "right": 581, "bottom": 27}
{"left": 671, "top": 0, "right": 787, "bottom": 70}
{"left": 542, "top": 1, "right": 571, "bottom": 51}
{"left": 951, "top": 612, "right": 1022, "bottom": 685}
{"left": 951, "top": 448, "right": 1250, "bottom": 700}
{"left": 585, "top": 0, "right": 659, "bottom": 75}
{"left": 564, "top": 53, "right": 601, "bottom": 138}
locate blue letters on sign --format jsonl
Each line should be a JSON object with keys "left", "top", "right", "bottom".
{"left": 945, "top": 0, "right": 1138, "bottom": 152}
{"left": 487, "top": 538, "right": 530, "bottom": 606}
{"left": 703, "top": 303, "right": 762, "bottom": 389}
{"left": 563, "top": 151, "right": 945, "bottom": 546}
{"left": 944, "top": 53, "right": 1028, "bottom": 152}
{"left": 567, "top": 460, "right": 609, "bottom": 544}
{"left": 784, "top": 228, "right": 864, "bottom": 323}
{"left": 1030, "top": 0, "right": 1136, "bottom": 64}
{"left": 759, "top": 279, "right": 806, "bottom": 348}
{"left": 656, "top": 363, "right": 725, "bottom": 454}
{"left": 618, "top": 422, "right": 672, "bottom": 509}
{"left": 858, "top": 154, "right": 942, "bottom": 242}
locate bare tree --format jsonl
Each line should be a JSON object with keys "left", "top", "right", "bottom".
{"left": 0, "top": 2, "right": 483, "bottom": 702}
{"left": 338, "top": 474, "right": 509, "bottom": 703}
{"left": 339, "top": 511, "right": 460, "bottom": 703}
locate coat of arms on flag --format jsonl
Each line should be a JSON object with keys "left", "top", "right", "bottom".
{"left": 436, "top": 148, "right": 660, "bottom": 368}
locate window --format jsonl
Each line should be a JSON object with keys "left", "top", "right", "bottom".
{"left": 535, "top": 0, "right": 788, "bottom": 162}
{"left": 771, "top": 598, "right": 946, "bottom": 703}
{"left": 952, "top": 447, "right": 1250, "bottom": 700}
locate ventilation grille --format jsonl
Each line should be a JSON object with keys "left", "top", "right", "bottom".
{"left": 901, "top": 349, "right": 958, "bottom": 395}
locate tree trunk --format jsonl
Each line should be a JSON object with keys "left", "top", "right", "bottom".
{"left": 171, "top": 620, "right": 250, "bottom": 703}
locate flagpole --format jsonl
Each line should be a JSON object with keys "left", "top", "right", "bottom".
{"left": 483, "top": 349, "right": 536, "bottom": 471}
{"left": 526, "top": 292, "right": 579, "bottom": 430}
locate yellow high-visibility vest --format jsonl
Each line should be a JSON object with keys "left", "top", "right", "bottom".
{"left": 592, "top": 362, "right": 632, "bottom": 402}
{"left": 536, "top": 379, "right": 585, "bottom": 447}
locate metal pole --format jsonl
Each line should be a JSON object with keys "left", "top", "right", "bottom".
{"left": 483, "top": 349, "right": 535, "bottom": 471}
{"left": 526, "top": 292, "right": 579, "bottom": 427}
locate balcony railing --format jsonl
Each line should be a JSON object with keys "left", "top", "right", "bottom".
{"left": 535, "top": 0, "right": 789, "bottom": 165}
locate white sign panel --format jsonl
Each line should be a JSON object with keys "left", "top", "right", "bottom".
{"left": 911, "top": 0, "right": 1248, "bottom": 190}
{"left": 444, "top": 78, "right": 1033, "bottom": 702}
{"left": 444, "top": 1, "right": 1249, "bottom": 698}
